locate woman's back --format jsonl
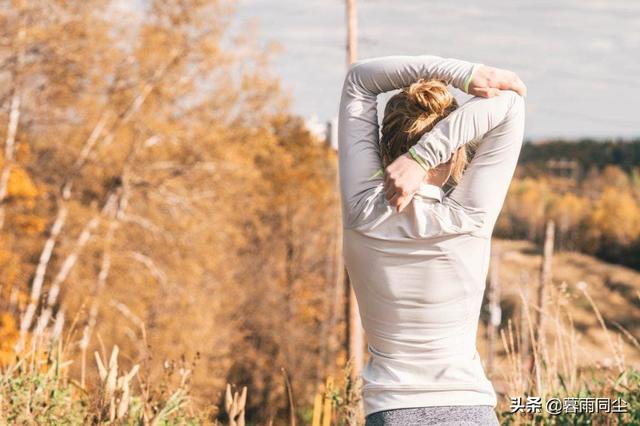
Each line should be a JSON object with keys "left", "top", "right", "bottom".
{"left": 337, "top": 55, "right": 526, "bottom": 419}
{"left": 344, "top": 186, "right": 497, "bottom": 416}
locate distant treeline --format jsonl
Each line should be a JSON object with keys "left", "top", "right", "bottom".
{"left": 495, "top": 137, "right": 640, "bottom": 270}
{"left": 519, "top": 138, "right": 640, "bottom": 176}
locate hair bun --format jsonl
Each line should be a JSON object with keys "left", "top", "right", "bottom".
{"left": 406, "top": 79, "right": 455, "bottom": 116}
{"left": 380, "top": 78, "right": 463, "bottom": 175}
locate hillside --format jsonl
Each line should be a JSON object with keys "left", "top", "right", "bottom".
{"left": 480, "top": 239, "right": 640, "bottom": 404}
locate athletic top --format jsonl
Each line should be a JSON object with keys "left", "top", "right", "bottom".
{"left": 337, "top": 55, "right": 526, "bottom": 417}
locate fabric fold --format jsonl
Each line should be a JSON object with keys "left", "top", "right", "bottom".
{"left": 348, "top": 182, "right": 487, "bottom": 241}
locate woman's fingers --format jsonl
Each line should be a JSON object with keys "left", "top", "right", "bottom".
{"left": 386, "top": 183, "right": 414, "bottom": 212}
{"left": 397, "top": 194, "right": 413, "bottom": 212}
{"left": 472, "top": 87, "right": 501, "bottom": 98}
{"left": 496, "top": 72, "right": 527, "bottom": 97}
{"left": 511, "top": 78, "right": 527, "bottom": 97}
{"left": 469, "top": 65, "right": 527, "bottom": 98}
{"left": 388, "top": 192, "right": 401, "bottom": 210}
{"left": 388, "top": 189, "right": 413, "bottom": 212}
{"left": 386, "top": 188, "right": 397, "bottom": 204}
{"left": 384, "top": 171, "right": 399, "bottom": 203}
{"left": 383, "top": 153, "right": 427, "bottom": 210}
{"left": 384, "top": 182, "right": 396, "bottom": 201}
{"left": 384, "top": 175, "right": 406, "bottom": 210}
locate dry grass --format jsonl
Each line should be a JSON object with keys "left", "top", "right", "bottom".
{"left": 0, "top": 315, "right": 229, "bottom": 425}
{"left": 2, "top": 238, "right": 639, "bottom": 425}
{"left": 484, "top": 239, "right": 640, "bottom": 425}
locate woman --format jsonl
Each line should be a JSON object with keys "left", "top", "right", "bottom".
{"left": 337, "top": 55, "right": 526, "bottom": 425}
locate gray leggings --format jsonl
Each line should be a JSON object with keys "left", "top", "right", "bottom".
{"left": 365, "top": 405, "right": 500, "bottom": 426}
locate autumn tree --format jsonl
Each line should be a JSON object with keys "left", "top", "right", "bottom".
{"left": 0, "top": 1, "right": 341, "bottom": 423}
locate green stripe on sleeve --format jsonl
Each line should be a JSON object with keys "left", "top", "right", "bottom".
{"left": 463, "top": 64, "right": 478, "bottom": 94}
{"left": 408, "top": 147, "right": 430, "bottom": 172}
{"left": 368, "top": 168, "right": 384, "bottom": 180}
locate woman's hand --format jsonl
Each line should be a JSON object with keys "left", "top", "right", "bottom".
{"left": 383, "top": 64, "right": 526, "bottom": 212}
{"left": 468, "top": 65, "right": 527, "bottom": 98}
{"left": 384, "top": 153, "right": 428, "bottom": 212}
{"left": 384, "top": 156, "right": 454, "bottom": 212}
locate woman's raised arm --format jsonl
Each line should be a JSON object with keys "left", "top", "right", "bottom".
{"left": 400, "top": 90, "right": 526, "bottom": 236}
{"left": 338, "top": 55, "right": 481, "bottom": 228}
{"left": 382, "top": 64, "right": 527, "bottom": 214}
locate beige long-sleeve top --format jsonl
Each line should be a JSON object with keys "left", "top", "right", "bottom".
{"left": 337, "top": 55, "right": 526, "bottom": 417}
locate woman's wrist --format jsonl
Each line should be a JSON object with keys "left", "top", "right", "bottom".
{"left": 408, "top": 147, "right": 430, "bottom": 173}
{"left": 463, "top": 63, "right": 483, "bottom": 94}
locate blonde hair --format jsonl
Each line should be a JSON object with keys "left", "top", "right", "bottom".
{"left": 380, "top": 78, "right": 471, "bottom": 185}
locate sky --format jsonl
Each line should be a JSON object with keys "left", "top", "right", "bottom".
{"left": 233, "top": 0, "right": 640, "bottom": 141}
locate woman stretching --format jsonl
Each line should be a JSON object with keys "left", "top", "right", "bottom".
{"left": 337, "top": 54, "right": 526, "bottom": 426}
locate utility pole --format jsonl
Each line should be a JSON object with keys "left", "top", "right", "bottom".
{"left": 346, "top": 0, "right": 358, "bottom": 64}
{"left": 345, "top": 0, "right": 364, "bottom": 381}
{"left": 530, "top": 220, "right": 555, "bottom": 393}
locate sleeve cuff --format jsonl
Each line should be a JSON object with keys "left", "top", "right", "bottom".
{"left": 463, "top": 63, "right": 482, "bottom": 94}
{"left": 408, "top": 147, "right": 430, "bottom": 173}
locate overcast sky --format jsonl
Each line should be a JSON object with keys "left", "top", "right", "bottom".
{"left": 233, "top": 0, "right": 640, "bottom": 141}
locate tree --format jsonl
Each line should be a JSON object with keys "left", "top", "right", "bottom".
{"left": 0, "top": 1, "right": 339, "bottom": 422}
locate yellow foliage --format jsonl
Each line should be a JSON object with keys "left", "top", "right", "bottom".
{"left": 0, "top": 312, "right": 51, "bottom": 371}
{"left": 587, "top": 186, "right": 640, "bottom": 246}
{"left": 0, "top": 246, "right": 23, "bottom": 305}
{"left": 13, "top": 214, "right": 47, "bottom": 234}
{"left": 0, "top": 312, "right": 19, "bottom": 367}
{"left": 601, "top": 165, "right": 630, "bottom": 189}
{"left": 15, "top": 142, "right": 31, "bottom": 162}
{"left": 7, "top": 166, "right": 39, "bottom": 198}
{"left": 549, "top": 192, "right": 589, "bottom": 232}
{"left": 502, "top": 177, "right": 551, "bottom": 236}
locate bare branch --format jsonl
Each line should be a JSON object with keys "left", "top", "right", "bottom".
{"left": 125, "top": 250, "right": 168, "bottom": 288}
{"left": 109, "top": 298, "right": 145, "bottom": 331}
{"left": 0, "top": 90, "right": 21, "bottom": 229}
{"left": 62, "top": 112, "right": 110, "bottom": 199}
{"left": 119, "top": 213, "right": 173, "bottom": 241}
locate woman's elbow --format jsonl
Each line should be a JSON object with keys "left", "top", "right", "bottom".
{"left": 504, "top": 89, "right": 526, "bottom": 117}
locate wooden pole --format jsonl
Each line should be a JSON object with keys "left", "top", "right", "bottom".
{"left": 322, "top": 376, "right": 334, "bottom": 426}
{"left": 530, "top": 220, "right": 555, "bottom": 390}
{"left": 345, "top": 0, "right": 364, "bottom": 381}
{"left": 519, "top": 270, "right": 531, "bottom": 386}
{"left": 346, "top": 0, "right": 358, "bottom": 65}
